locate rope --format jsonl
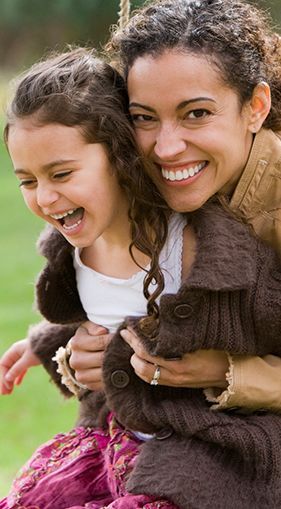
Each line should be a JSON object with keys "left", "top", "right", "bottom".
{"left": 118, "top": 0, "right": 131, "bottom": 28}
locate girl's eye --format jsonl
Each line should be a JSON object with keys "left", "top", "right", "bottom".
{"left": 187, "top": 109, "right": 211, "bottom": 119}
{"left": 53, "top": 171, "right": 72, "bottom": 179}
{"left": 19, "top": 179, "right": 36, "bottom": 188}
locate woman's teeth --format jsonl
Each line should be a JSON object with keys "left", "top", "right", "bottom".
{"left": 161, "top": 162, "right": 206, "bottom": 182}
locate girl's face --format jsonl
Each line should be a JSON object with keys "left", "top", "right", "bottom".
{"left": 8, "top": 119, "right": 128, "bottom": 248}
{"left": 128, "top": 50, "right": 258, "bottom": 212}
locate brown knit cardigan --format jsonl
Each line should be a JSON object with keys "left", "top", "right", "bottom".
{"left": 30, "top": 202, "right": 281, "bottom": 509}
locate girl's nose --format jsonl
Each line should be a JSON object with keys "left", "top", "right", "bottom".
{"left": 154, "top": 124, "right": 187, "bottom": 160}
{"left": 36, "top": 183, "right": 59, "bottom": 209}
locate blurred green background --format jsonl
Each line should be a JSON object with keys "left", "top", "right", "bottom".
{"left": 0, "top": 0, "right": 280, "bottom": 498}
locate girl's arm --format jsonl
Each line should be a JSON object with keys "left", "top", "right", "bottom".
{"left": 0, "top": 338, "right": 40, "bottom": 395}
{"left": 28, "top": 319, "right": 110, "bottom": 395}
{"left": 28, "top": 320, "right": 80, "bottom": 397}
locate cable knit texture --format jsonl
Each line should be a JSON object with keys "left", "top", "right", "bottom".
{"left": 30, "top": 202, "right": 281, "bottom": 508}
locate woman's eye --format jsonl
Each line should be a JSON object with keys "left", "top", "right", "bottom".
{"left": 130, "top": 113, "right": 156, "bottom": 123}
{"left": 187, "top": 109, "right": 210, "bottom": 119}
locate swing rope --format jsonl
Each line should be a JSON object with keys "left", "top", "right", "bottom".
{"left": 118, "top": 0, "right": 131, "bottom": 28}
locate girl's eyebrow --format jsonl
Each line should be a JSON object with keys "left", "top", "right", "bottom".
{"left": 129, "top": 97, "right": 216, "bottom": 112}
{"left": 42, "top": 159, "right": 78, "bottom": 171}
{"left": 14, "top": 159, "right": 77, "bottom": 175}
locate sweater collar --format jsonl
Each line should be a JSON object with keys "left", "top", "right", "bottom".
{"left": 183, "top": 202, "right": 258, "bottom": 291}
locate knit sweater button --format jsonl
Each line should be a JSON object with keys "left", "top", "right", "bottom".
{"left": 155, "top": 426, "right": 174, "bottom": 440}
{"left": 173, "top": 303, "right": 193, "bottom": 318}
{"left": 110, "top": 370, "right": 130, "bottom": 388}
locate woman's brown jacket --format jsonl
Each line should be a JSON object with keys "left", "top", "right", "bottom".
{"left": 212, "top": 127, "right": 281, "bottom": 411}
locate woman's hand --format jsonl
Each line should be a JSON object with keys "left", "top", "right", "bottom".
{"left": 0, "top": 339, "right": 41, "bottom": 395}
{"left": 120, "top": 328, "right": 229, "bottom": 389}
{"left": 68, "top": 321, "right": 113, "bottom": 391}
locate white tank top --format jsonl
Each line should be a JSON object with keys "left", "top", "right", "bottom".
{"left": 74, "top": 213, "right": 186, "bottom": 332}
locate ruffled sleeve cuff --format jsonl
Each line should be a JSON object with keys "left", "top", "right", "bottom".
{"left": 205, "top": 353, "right": 281, "bottom": 413}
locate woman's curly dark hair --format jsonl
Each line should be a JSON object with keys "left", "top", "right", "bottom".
{"left": 106, "top": 0, "right": 281, "bottom": 131}
{"left": 4, "top": 47, "right": 170, "bottom": 332}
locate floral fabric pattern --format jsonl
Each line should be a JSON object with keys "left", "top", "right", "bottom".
{"left": 0, "top": 414, "right": 178, "bottom": 509}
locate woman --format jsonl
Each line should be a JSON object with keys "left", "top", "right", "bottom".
{"left": 101, "top": 0, "right": 281, "bottom": 412}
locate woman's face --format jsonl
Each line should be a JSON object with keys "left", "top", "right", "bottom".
{"left": 128, "top": 50, "right": 256, "bottom": 212}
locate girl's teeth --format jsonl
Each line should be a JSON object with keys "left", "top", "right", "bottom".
{"left": 62, "top": 219, "right": 82, "bottom": 231}
{"left": 51, "top": 209, "right": 75, "bottom": 220}
{"left": 161, "top": 162, "right": 205, "bottom": 182}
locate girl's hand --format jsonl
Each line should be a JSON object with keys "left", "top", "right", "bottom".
{"left": 120, "top": 328, "right": 229, "bottom": 389}
{"left": 68, "top": 321, "right": 113, "bottom": 391}
{"left": 0, "top": 339, "right": 41, "bottom": 395}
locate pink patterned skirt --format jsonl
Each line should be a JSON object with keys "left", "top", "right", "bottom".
{"left": 0, "top": 414, "right": 178, "bottom": 509}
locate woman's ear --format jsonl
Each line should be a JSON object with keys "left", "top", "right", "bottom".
{"left": 247, "top": 82, "right": 271, "bottom": 133}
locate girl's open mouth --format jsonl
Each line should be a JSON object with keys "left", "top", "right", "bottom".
{"left": 51, "top": 207, "right": 84, "bottom": 231}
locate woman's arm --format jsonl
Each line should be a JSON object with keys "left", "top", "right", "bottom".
{"left": 120, "top": 328, "right": 229, "bottom": 388}
{"left": 68, "top": 321, "right": 112, "bottom": 392}
{"left": 206, "top": 354, "right": 281, "bottom": 412}
{"left": 120, "top": 328, "right": 281, "bottom": 412}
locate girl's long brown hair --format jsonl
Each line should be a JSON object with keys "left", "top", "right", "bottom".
{"left": 4, "top": 47, "right": 170, "bottom": 335}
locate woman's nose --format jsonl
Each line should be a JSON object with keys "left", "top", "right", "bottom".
{"left": 154, "top": 124, "right": 187, "bottom": 160}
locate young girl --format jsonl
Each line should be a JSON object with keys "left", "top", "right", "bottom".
{"left": 0, "top": 46, "right": 179, "bottom": 509}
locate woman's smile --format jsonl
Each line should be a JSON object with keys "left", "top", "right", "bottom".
{"left": 160, "top": 161, "right": 208, "bottom": 183}
{"left": 128, "top": 50, "right": 256, "bottom": 211}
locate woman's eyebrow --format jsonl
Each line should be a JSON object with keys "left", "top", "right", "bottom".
{"left": 129, "top": 102, "right": 156, "bottom": 112}
{"left": 129, "top": 97, "right": 216, "bottom": 112}
{"left": 176, "top": 97, "right": 216, "bottom": 111}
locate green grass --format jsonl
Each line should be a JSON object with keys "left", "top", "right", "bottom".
{"left": 0, "top": 127, "right": 77, "bottom": 496}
